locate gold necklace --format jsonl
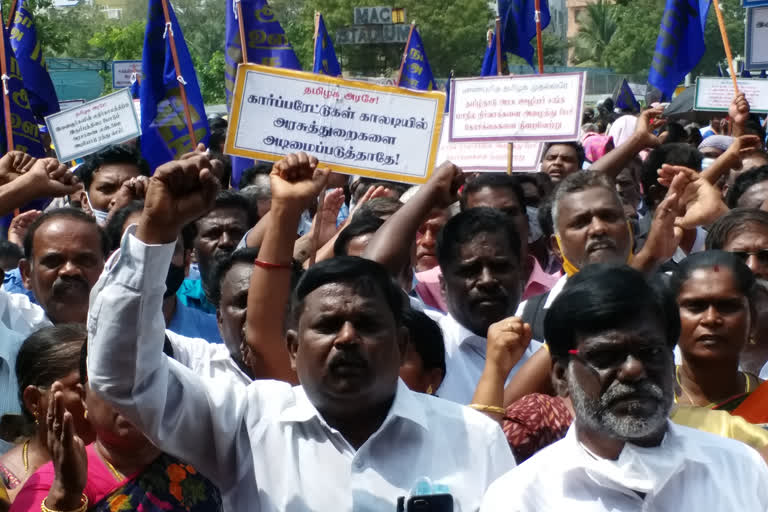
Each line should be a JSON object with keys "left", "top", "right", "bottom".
{"left": 675, "top": 365, "right": 749, "bottom": 408}
{"left": 97, "top": 446, "right": 124, "bottom": 482}
{"left": 22, "top": 440, "right": 29, "bottom": 473}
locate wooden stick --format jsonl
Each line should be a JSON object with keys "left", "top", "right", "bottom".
{"left": 6, "top": 0, "right": 18, "bottom": 30}
{"left": 534, "top": 0, "right": 544, "bottom": 74}
{"left": 712, "top": 0, "right": 738, "bottom": 93}
{"left": 0, "top": 13, "right": 15, "bottom": 154}
{"left": 495, "top": 18, "right": 503, "bottom": 76}
{"left": 236, "top": 0, "right": 249, "bottom": 63}
{"left": 160, "top": 0, "right": 197, "bottom": 148}
{"left": 308, "top": 187, "right": 327, "bottom": 267}
{"left": 313, "top": 11, "right": 320, "bottom": 70}
{"left": 396, "top": 21, "right": 416, "bottom": 86}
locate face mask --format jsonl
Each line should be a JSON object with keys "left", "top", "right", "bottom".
{"left": 527, "top": 206, "right": 543, "bottom": 243}
{"left": 85, "top": 192, "right": 109, "bottom": 225}
{"left": 701, "top": 157, "right": 716, "bottom": 171}
{"left": 164, "top": 263, "right": 186, "bottom": 298}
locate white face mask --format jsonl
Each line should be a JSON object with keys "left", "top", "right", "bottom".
{"left": 527, "top": 206, "right": 543, "bottom": 243}
{"left": 85, "top": 192, "right": 109, "bottom": 225}
{"left": 701, "top": 157, "right": 716, "bottom": 171}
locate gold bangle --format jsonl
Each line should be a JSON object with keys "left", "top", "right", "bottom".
{"left": 468, "top": 404, "right": 507, "bottom": 415}
{"left": 41, "top": 494, "right": 88, "bottom": 512}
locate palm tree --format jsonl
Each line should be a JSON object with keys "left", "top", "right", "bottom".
{"left": 570, "top": 0, "right": 618, "bottom": 68}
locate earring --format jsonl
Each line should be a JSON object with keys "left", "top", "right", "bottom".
{"left": 33, "top": 413, "right": 38, "bottom": 426}
{"left": 84, "top": 410, "right": 88, "bottom": 419}
{"left": 426, "top": 385, "right": 433, "bottom": 395}
{"left": 749, "top": 336, "right": 757, "bottom": 345}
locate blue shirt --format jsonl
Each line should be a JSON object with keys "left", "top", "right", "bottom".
{"left": 168, "top": 299, "right": 223, "bottom": 344}
{"left": 2, "top": 267, "right": 36, "bottom": 303}
{"left": 177, "top": 278, "right": 215, "bottom": 315}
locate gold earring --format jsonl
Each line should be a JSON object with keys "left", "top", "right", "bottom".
{"left": 426, "top": 385, "right": 433, "bottom": 395}
{"left": 84, "top": 410, "right": 88, "bottom": 419}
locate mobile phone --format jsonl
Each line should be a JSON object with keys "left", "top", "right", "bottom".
{"left": 406, "top": 494, "right": 454, "bottom": 512}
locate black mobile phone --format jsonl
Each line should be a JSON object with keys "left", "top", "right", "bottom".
{"left": 406, "top": 494, "right": 454, "bottom": 512}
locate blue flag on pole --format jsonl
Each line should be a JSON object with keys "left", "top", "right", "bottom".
{"left": 498, "top": 0, "right": 550, "bottom": 70}
{"left": 761, "top": 70, "right": 767, "bottom": 79}
{"left": 615, "top": 79, "right": 640, "bottom": 112}
{"left": 648, "top": 0, "right": 711, "bottom": 101}
{"left": 8, "top": 0, "right": 58, "bottom": 118}
{"left": 481, "top": 30, "right": 508, "bottom": 76}
{"left": 139, "top": 0, "right": 209, "bottom": 171}
{"left": 398, "top": 26, "right": 435, "bottom": 91}
{"left": 717, "top": 63, "right": 724, "bottom": 77}
{"left": 225, "top": 0, "right": 301, "bottom": 108}
{"left": 444, "top": 72, "right": 452, "bottom": 113}
{"left": 224, "top": 0, "right": 301, "bottom": 188}
{"left": 313, "top": 14, "right": 341, "bottom": 76}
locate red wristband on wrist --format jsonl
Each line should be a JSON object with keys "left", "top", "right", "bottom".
{"left": 254, "top": 258, "right": 292, "bottom": 270}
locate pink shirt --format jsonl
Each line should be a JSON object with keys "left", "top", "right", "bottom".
{"left": 414, "top": 256, "right": 561, "bottom": 314}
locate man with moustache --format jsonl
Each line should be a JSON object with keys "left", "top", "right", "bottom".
{"left": 19, "top": 209, "right": 108, "bottom": 326}
{"left": 481, "top": 265, "right": 768, "bottom": 511}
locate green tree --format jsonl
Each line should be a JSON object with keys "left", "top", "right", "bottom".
{"left": 507, "top": 29, "right": 569, "bottom": 68}
{"left": 570, "top": 0, "right": 618, "bottom": 68}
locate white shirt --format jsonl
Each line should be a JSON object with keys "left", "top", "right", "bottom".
{"left": 515, "top": 274, "right": 568, "bottom": 317}
{"left": 481, "top": 422, "right": 768, "bottom": 512}
{"left": 0, "top": 287, "right": 50, "bottom": 337}
{"left": 760, "top": 360, "right": 768, "bottom": 380}
{"left": 435, "top": 313, "right": 543, "bottom": 404}
{"left": 87, "top": 229, "right": 516, "bottom": 512}
{"left": 166, "top": 330, "right": 251, "bottom": 386}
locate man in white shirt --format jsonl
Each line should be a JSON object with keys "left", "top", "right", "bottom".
{"left": 87, "top": 152, "right": 515, "bottom": 512}
{"left": 482, "top": 265, "right": 768, "bottom": 511}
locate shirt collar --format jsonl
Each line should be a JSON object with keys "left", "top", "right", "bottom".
{"left": 278, "top": 379, "right": 429, "bottom": 432}
{"left": 524, "top": 255, "right": 560, "bottom": 297}
{"left": 442, "top": 313, "right": 485, "bottom": 347}
{"left": 543, "top": 274, "right": 569, "bottom": 310}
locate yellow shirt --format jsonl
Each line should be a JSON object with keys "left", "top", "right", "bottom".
{"left": 671, "top": 406, "right": 768, "bottom": 452}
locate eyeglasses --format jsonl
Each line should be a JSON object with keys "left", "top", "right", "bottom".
{"left": 567, "top": 346, "right": 668, "bottom": 372}
{"left": 730, "top": 250, "right": 768, "bottom": 266}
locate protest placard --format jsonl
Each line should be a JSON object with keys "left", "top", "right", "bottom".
{"left": 225, "top": 64, "right": 445, "bottom": 185}
{"left": 112, "top": 60, "right": 142, "bottom": 89}
{"left": 448, "top": 72, "right": 585, "bottom": 143}
{"left": 694, "top": 77, "right": 768, "bottom": 113}
{"left": 435, "top": 115, "right": 542, "bottom": 172}
{"left": 746, "top": 6, "right": 768, "bottom": 70}
{"left": 45, "top": 88, "right": 141, "bottom": 162}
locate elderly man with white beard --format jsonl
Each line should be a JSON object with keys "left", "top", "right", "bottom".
{"left": 481, "top": 264, "right": 768, "bottom": 512}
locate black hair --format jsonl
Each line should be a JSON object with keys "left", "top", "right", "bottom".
{"left": 542, "top": 142, "right": 586, "bottom": 169}
{"left": 403, "top": 307, "right": 446, "bottom": 376}
{"left": 351, "top": 178, "right": 408, "bottom": 203}
{"left": 684, "top": 124, "right": 703, "bottom": 148}
{"left": 104, "top": 201, "right": 144, "bottom": 252}
{"left": 78, "top": 145, "right": 150, "bottom": 192}
{"left": 16, "top": 324, "right": 85, "bottom": 424}
{"left": 208, "top": 247, "right": 303, "bottom": 308}
{"left": 437, "top": 207, "right": 522, "bottom": 271}
{"left": 194, "top": 190, "right": 256, "bottom": 231}
{"left": 726, "top": 165, "right": 768, "bottom": 209}
{"left": 289, "top": 256, "right": 405, "bottom": 327}
{"left": 333, "top": 213, "right": 384, "bottom": 256}
{"left": 744, "top": 114, "right": 766, "bottom": 144}
{"left": 660, "top": 122, "right": 686, "bottom": 144}
{"left": 513, "top": 173, "right": 547, "bottom": 206}
{"left": 209, "top": 151, "right": 232, "bottom": 189}
{"left": 641, "top": 143, "right": 703, "bottom": 207}
{"left": 238, "top": 162, "right": 273, "bottom": 189}
{"left": 208, "top": 117, "right": 228, "bottom": 152}
{"left": 551, "top": 172, "right": 622, "bottom": 233}
{"left": 668, "top": 251, "right": 756, "bottom": 303}
{"left": 24, "top": 208, "right": 109, "bottom": 259}
{"left": 0, "top": 239, "right": 23, "bottom": 266}
{"left": 706, "top": 208, "right": 768, "bottom": 250}
{"left": 353, "top": 197, "right": 403, "bottom": 220}
{"left": 544, "top": 264, "right": 680, "bottom": 363}
{"left": 537, "top": 194, "right": 555, "bottom": 240}
{"left": 460, "top": 173, "right": 526, "bottom": 213}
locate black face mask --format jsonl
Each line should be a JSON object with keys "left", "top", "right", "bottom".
{"left": 164, "top": 263, "right": 186, "bottom": 299}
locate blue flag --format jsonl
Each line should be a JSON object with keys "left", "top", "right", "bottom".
{"left": 615, "top": 79, "right": 640, "bottom": 112}
{"left": 445, "top": 72, "right": 452, "bottom": 113}
{"left": 648, "top": 0, "right": 711, "bottom": 101}
{"left": 130, "top": 75, "right": 140, "bottom": 99}
{"left": 225, "top": 0, "right": 301, "bottom": 188}
{"left": 481, "top": 30, "right": 508, "bottom": 77}
{"left": 498, "top": 0, "right": 550, "bottom": 70}
{"left": 9, "top": 0, "right": 58, "bottom": 118}
{"left": 313, "top": 14, "right": 341, "bottom": 76}
{"left": 225, "top": 0, "right": 301, "bottom": 108}
{"left": 742, "top": 68, "right": 752, "bottom": 78}
{"left": 761, "top": 70, "right": 767, "bottom": 79}
{"left": 398, "top": 26, "right": 435, "bottom": 91}
{"left": 139, "top": 0, "right": 209, "bottom": 171}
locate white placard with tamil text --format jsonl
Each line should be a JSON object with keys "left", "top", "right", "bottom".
{"left": 112, "top": 60, "right": 142, "bottom": 89}
{"left": 448, "top": 73, "right": 585, "bottom": 143}
{"left": 435, "top": 115, "right": 542, "bottom": 172}
{"left": 746, "top": 7, "right": 768, "bottom": 70}
{"left": 44, "top": 88, "right": 142, "bottom": 162}
{"left": 694, "top": 77, "right": 768, "bottom": 114}
{"left": 225, "top": 64, "right": 444, "bottom": 185}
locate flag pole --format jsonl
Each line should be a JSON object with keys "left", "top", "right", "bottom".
{"left": 160, "top": 0, "right": 197, "bottom": 148}
{"left": 0, "top": 17, "right": 15, "bottom": 153}
{"left": 495, "top": 18, "right": 503, "bottom": 76}
{"left": 534, "top": 0, "right": 544, "bottom": 73}
{"left": 712, "top": 0, "right": 738, "bottom": 93}
{"left": 313, "top": 11, "right": 320, "bottom": 70}
{"left": 397, "top": 21, "right": 416, "bottom": 86}
{"left": 5, "top": 0, "right": 17, "bottom": 30}
{"left": 235, "top": 0, "right": 249, "bottom": 63}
